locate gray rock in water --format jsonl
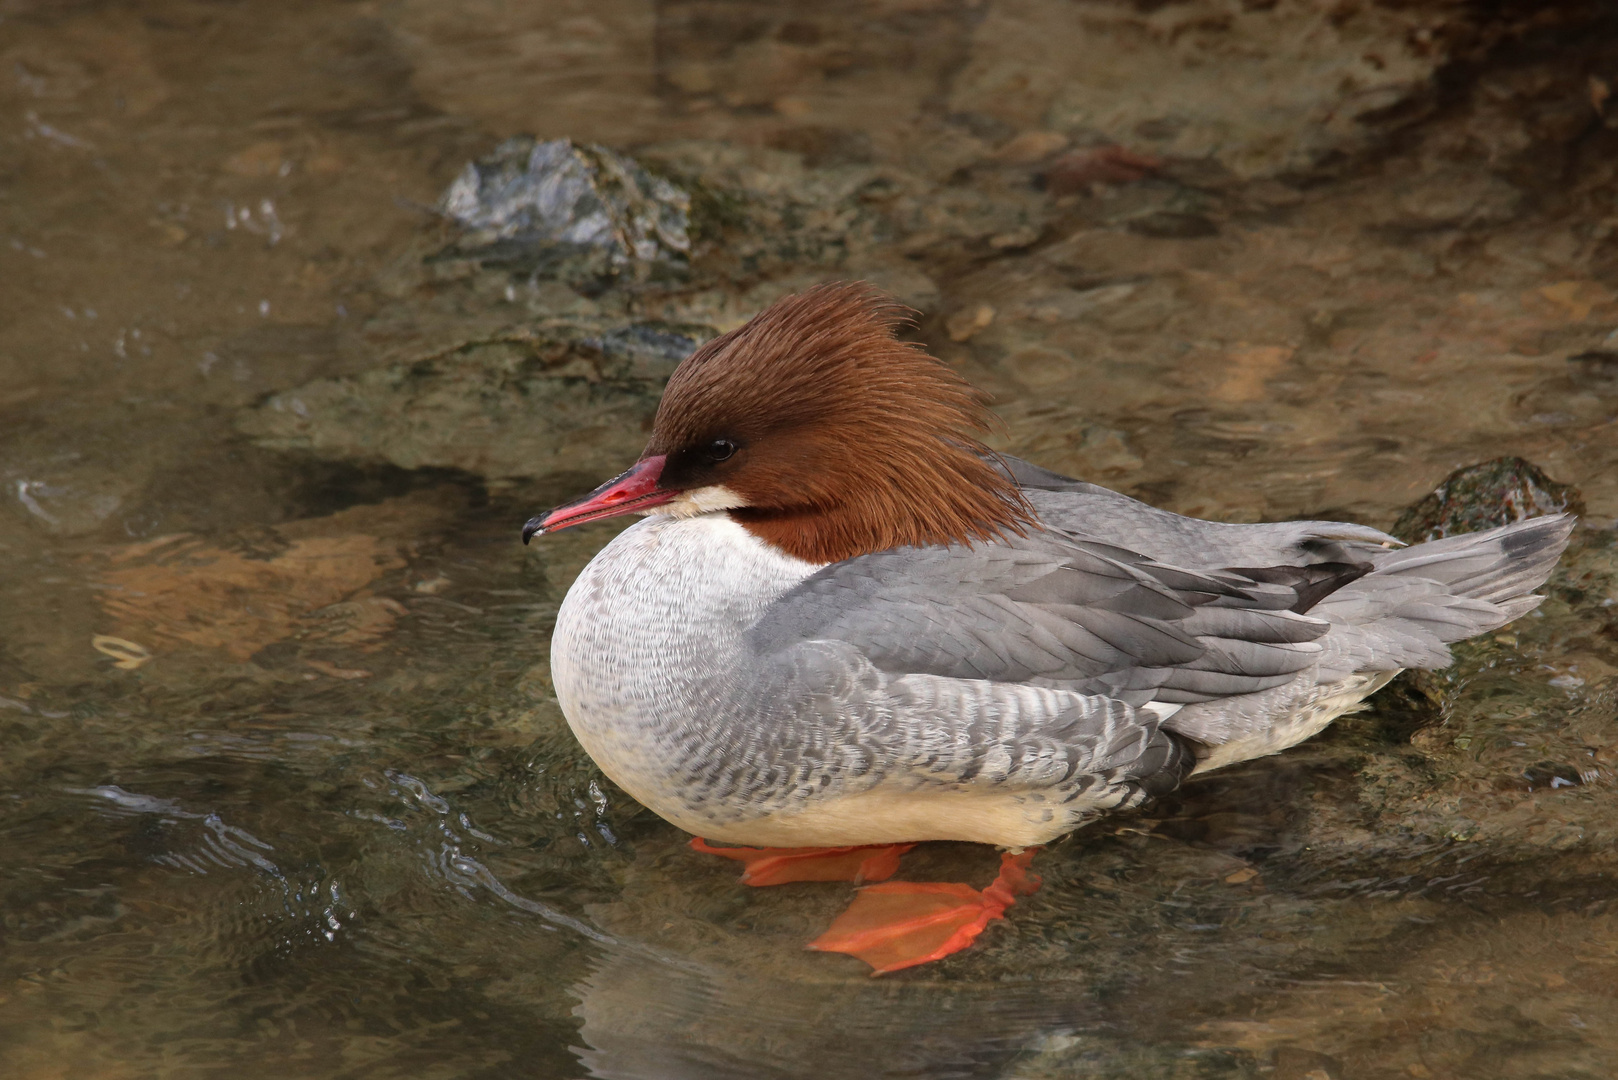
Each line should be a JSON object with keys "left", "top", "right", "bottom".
{"left": 440, "top": 138, "right": 690, "bottom": 268}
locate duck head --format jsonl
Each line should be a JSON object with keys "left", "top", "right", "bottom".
{"left": 522, "top": 282, "right": 1032, "bottom": 564}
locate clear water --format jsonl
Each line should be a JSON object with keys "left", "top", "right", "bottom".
{"left": 3, "top": 3, "right": 1617, "bottom": 1077}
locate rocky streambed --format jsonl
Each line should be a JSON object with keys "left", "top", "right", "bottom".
{"left": 2, "top": 2, "right": 1617, "bottom": 1078}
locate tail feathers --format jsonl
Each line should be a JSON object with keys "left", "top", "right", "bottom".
{"left": 1370, "top": 513, "right": 1574, "bottom": 606}
{"left": 1491, "top": 594, "right": 1546, "bottom": 624}
{"left": 1315, "top": 513, "right": 1572, "bottom": 673}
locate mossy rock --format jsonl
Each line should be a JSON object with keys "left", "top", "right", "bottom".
{"left": 1390, "top": 456, "right": 1582, "bottom": 543}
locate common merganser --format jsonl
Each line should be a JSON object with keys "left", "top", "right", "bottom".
{"left": 523, "top": 283, "right": 1573, "bottom": 974}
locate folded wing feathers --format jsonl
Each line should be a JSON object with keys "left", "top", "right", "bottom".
{"left": 750, "top": 536, "right": 1337, "bottom": 705}
{"left": 1178, "top": 605, "right": 1328, "bottom": 644}
{"left": 1141, "top": 667, "right": 1306, "bottom": 704}
{"left": 735, "top": 483, "right": 1570, "bottom": 809}
{"left": 748, "top": 508, "right": 1571, "bottom": 730}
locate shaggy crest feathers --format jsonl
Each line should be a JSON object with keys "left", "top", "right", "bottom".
{"left": 647, "top": 282, "right": 1034, "bottom": 563}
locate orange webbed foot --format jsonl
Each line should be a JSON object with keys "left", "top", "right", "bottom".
{"left": 807, "top": 849, "right": 1042, "bottom": 974}
{"left": 689, "top": 837, "right": 915, "bottom": 886}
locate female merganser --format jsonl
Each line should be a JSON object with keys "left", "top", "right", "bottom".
{"left": 523, "top": 283, "right": 1572, "bottom": 974}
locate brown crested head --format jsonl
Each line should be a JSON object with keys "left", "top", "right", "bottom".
{"left": 641, "top": 281, "right": 1033, "bottom": 563}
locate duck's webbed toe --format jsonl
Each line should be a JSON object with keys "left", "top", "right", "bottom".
{"left": 808, "top": 849, "right": 1042, "bottom": 974}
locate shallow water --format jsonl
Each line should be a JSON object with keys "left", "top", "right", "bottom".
{"left": 3, "top": 2, "right": 1618, "bottom": 1077}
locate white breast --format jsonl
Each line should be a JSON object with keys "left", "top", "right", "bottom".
{"left": 549, "top": 514, "right": 820, "bottom": 827}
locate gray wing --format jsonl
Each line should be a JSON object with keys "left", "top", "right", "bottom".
{"left": 747, "top": 531, "right": 1358, "bottom": 707}
{"left": 999, "top": 454, "right": 1400, "bottom": 568}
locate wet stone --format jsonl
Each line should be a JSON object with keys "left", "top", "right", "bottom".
{"left": 637, "top": 140, "right": 937, "bottom": 309}
{"left": 1390, "top": 456, "right": 1585, "bottom": 543}
{"left": 439, "top": 137, "right": 691, "bottom": 277}
{"left": 1520, "top": 761, "right": 1587, "bottom": 793}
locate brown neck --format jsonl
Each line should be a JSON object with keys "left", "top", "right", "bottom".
{"left": 729, "top": 507, "right": 883, "bottom": 565}
{"left": 729, "top": 488, "right": 1032, "bottom": 565}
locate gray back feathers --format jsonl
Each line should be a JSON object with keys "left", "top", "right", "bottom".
{"left": 751, "top": 456, "right": 1572, "bottom": 717}
{"left": 747, "top": 534, "right": 1346, "bottom": 708}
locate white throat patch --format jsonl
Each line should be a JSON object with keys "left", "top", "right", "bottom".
{"left": 654, "top": 484, "right": 749, "bottom": 519}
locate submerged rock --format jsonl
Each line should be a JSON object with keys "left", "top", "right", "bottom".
{"left": 1391, "top": 456, "right": 1584, "bottom": 543}
{"left": 237, "top": 319, "right": 711, "bottom": 481}
{"left": 431, "top": 137, "right": 941, "bottom": 308}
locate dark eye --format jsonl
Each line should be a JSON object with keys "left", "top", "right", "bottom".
{"left": 705, "top": 439, "right": 738, "bottom": 463}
